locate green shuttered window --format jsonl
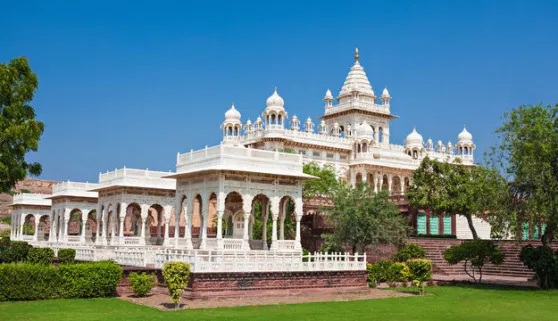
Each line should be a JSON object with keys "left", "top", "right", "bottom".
{"left": 430, "top": 216, "right": 439, "bottom": 235}
{"left": 417, "top": 213, "right": 427, "bottom": 234}
{"left": 443, "top": 216, "right": 451, "bottom": 235}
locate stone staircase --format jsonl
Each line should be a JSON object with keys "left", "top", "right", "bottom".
{"left": 408, "top": 238, "right": 557, "bottom": 279}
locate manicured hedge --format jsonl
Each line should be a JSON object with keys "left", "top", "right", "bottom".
{"left": 58, "top": 261, "right": 122, "bottom": 298}
{"left": 0, "top": 261, "right": 122, "bottom": 301}
{"left": 366, "top": 258, "right": 433, "bottom": 286}
{"left": 27, "top": 248, "right": 55, "bottom": 265}
{"left": 0, "top": 263, "right": 59, "bottom": 301}
{"left": 415, "top": 234, "right": 457, "bottom": 239}
{"left": 0, "top": 241, "right": 30, "bottom": 263}
{"left": 393, "top": 244, "right": 426, "bottom": 262}
{"left": 58, "top": 248, "right": 76, "bottom": 264}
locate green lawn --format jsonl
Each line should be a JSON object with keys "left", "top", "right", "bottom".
{"left": 1, "top": 285, "right": 558, "bottom": 321}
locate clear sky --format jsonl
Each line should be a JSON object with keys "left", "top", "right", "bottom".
{"left": 2, "top": 0, "right": 557, "bottom": 182}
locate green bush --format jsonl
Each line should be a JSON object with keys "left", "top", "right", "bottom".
{"left": 444, "top": 240, "right": 504, "bottom": 282}
{"left": 0, "top": 235, "right": 10, "bottom": 251}
{"left": 128, "top": 272, "right": 156, "bottom": 297}
{"left": 58, "top": 248, "right": 76, "bottom": 264}
{"left": 368, "top": 260, "right": 393, "bottom": 284}
{"left": 406, "top": 258, "right": 432, "bottom": 282}
{"left": 519, "top": 245, "right": 558, "bottom": 289}
{"left": 385, "top": 262, "right": 410, "bottom": 283}
{"left": 162, "top": 262, "right": 191, "bottom": 309}
{"left": 394, "top": 244, "right": 426, "bottom": 262}
{"left": 58, "top": 261, "right": 122, "bottom": 298}
{"left": 0, "top": 241, "right": 30, "bottom": 263}
{"left": 0, "top": 263, "right": 59, "bottom": 301}
{"left": 27, "top": 247, "right": 54, "bottom": 265}
{"left": 366, "top": 263, "right": 377, "bottom": 287}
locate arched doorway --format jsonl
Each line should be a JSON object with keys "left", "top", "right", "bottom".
{"left": 85, "top": 210, "right": 97, "bottom": 243}
{"left": 38, "top": 215, "right": 50, "bottom": 241}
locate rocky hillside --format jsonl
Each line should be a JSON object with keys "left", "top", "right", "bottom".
{"left": 0, "top": 178, "right": 57, "bottom": 217}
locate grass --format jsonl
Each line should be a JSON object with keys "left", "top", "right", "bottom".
{"left": 1, "top": 285, "right": 558, "bottom": 321}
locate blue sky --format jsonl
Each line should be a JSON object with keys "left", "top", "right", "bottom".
{"left": 2, "top": 0, "right": 557, "bottom": 182}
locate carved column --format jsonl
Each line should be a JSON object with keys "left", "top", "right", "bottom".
{"left": 80, "top": 210, "right": 87, "bottom": 244}
{"left": 262, "top": 198, "right": 268, "bottom": 250}
{"left": 388, "top": 174, "right": 393, "bottom": 195}
{"left": 119, "top": 203, "right": 127, "bottom": 245}
{"left": 33, "top": 214, "right": 40, "bottom": 242}
{"left": 270, "top": 197, "right": 280, "bottom": 251}
{"left": 49, "top": 212, "right": 56, "bottom": 242}
{"left": 139, "top": 204, "right": 148, "bottom": 246}
{"left": 295, "top": 197, "right": 303, "bottom": 251}
{"left": 163, "top": 205, "right": 172, "bottom": 247}
{"left": 200, "top": 211, "right": 208, "bottom": 250}
{"left": 242, "top": 195, "right": 253, "bottom": 250}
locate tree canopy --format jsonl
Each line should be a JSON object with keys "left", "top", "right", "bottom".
{"left": 406, "top": 157, "right": 506, "bottom": 239}
{"left": 488, "top": 104, "right": 558, "bottom": 245}
{"left": 302, "top": 162, "right": 340, "bottom": 199}
{"left": 322, "top": 182, "right": 408, "bottom": 254}
{"left": 0, "top": 57, "right": 44, "bottom": 193}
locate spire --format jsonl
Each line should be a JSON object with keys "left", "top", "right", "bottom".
{"left": 338, "top": 48, "right": 375, "bottom": 101}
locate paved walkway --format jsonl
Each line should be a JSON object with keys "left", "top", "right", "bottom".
{"left": 433, "top": 274, "right": 537, "bottom": 288}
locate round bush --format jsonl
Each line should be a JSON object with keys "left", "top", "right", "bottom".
{"left": 406, "top": 258, "right": 432, "bottom": 282}
{"left": 128, "top": 272, "right": 156, "bottom": 297}
{"left": 386, "top": 262, "right": 410, "bottom": 283}
{"left": 0, "top": 241, "right": 30, "bottom": 263}
{"left": 394, "top": 244, "right": 426, "bottom": 262}
{"left": 162, "top": 262, "right": 191, "bottom": 309}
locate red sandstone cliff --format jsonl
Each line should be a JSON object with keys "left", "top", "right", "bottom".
{"left": 0, "top": 178, "right": 57, "bottom": 217}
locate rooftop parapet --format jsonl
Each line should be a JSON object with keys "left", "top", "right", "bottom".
{"left": 93, "top": 168, "right": 176, "bottom": 191}
{"left": 12, "top": 193, "right": 52, "bottom": 207}
{"left": 173, "top": 144, "right": 314, "bottom": 179}
{"left": 49, "top": 181, "right": 100, "bottom": 199}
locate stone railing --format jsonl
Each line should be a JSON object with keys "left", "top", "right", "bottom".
{"left": 53, "top": 181, "right": 99, "bottom": 193}
{"left": 223, "top": 239, "right": 243, "bottom": 250}
{"left": 123, "top": 237, "right": 142, "bottom": 246}
{"left": 324, "top": 100, "right": 391, "bottom": 116}
{"left": 274, "top": 240, "right": 298, "bottom": 251}
{"left": 242, "top": 128, "right": 353, "bottom": 150}
{"left": 67, "top": 235, "right": 81, "bottom": 243}
{"left": 98, "top": 168, "right": 175, "bottom": 190}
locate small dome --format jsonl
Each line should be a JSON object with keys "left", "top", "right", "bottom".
{"left": 382, "top": 87, "right": 391, "bottom": 99}
{"left": 224, "top": 103, "right": 241, "bottom": 122}
{"left": 324, "top": 89, "right": 333, "bottom": 100}
{"left": 357, "top": 121, "right": 374, "bottom": 138}
{"left": 405, "top": 128, "right": 424, "bottom": 147}
{"left": 292, "top": 115, "right": 298, "bottom": 121}
{"left": 427, "top": 138, "right": 433, "bottom": 144}
{"left": 256, "top": 116, "right": 262, "bottom": 122}
{"left": 266, "top": 87, "right": 285, "bottom": 109}
{"left": 245, "top": 119, "right": 252, "bottom": 125}
{"left": 457, "top": 126, "right": 473, "bottom": 144}
{"left": 306, "top": 117, "right": 313, "bottom": 124}
{"left": 447, "top": 141, "right": 453, "bottom": 148}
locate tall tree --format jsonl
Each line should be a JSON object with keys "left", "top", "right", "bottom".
{"left": 302, "top": 162, "right": 340, "bottom": 199}
{"left": 488, "top": 104, "right": 558, "bottom": 246}
{"left": 323, "top": 182, "right": 408, "bottom": 254}
{"left": 407, "top": 157, "right": 506, "bottom": 239}
{"left": 0, "top": 57, "right": 44, "bottom": 193}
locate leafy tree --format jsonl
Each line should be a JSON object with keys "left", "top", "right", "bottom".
{"left": 0, "top": 57, "right": 44, "bottom": 193}
{"left": 488, "top": 104, "right": 558, "bottom": 246}
{"left": 302, "top": 162, "right": 340, "bottom": 199}
{"left": 407, "top": 157, "right": 507, "bottom": 239}
{"left": 443, "top": 240, "right": 504, "bottom": 282}
{"left": 322, "top": 182, "right": 408, "bottom": 254}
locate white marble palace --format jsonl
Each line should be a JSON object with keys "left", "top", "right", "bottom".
{"left": 8, "top": 49, "right": 480, "bottom": 271}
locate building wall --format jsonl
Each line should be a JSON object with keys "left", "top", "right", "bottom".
{"left": 455, "top": 215, "right": 492, "bottom": 240}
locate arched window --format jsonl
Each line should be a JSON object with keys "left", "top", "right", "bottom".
{"left": 362, "top": 142, "right": 368, "bottom": 153}
{"left": 227, "top": 126, "right": 232, "bottom": 136}
{"left": 378, "top": 127, "right": 384, "bottom": 143}
{"left": 413, "top": 150, "right": 418, "bottom": 159}
{"left": 271, "top": 114, "right": 276, "bottom": 125}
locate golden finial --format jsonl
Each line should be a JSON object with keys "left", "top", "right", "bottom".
{"left": 355, "top": 47, "right": 359, "bottom": 63}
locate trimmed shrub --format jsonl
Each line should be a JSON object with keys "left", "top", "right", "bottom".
{"left": 0, "top": 241, "right": 30, "bottom": 263}
{"left": 520, "top": 245, "right": 558, "bottom": 289}
{"left": 368, "top": 260, "right": 393, "bottom": 283}
{"left": 27, "top": 247, "right": 55, "bottom": 265}
{"left": 406, "top": 258, "right": 432, "bottom": 282}
{"left": 394, "top": 244, "right": 426, "bottom": 262}
{"left": 444, "top": 239, "right": 504, "bottom": 282}
{"left": 58, "top": 261, "right": 122, "bottom": 298}
{"left": 58, "top": 248, "right": 76, "bottom": 264}
{"left": 0, "top": 263, "right": 59, "bottom": 301}
{"left": 415, "top": 234, "right": 457, "bottom": 239}
{"left": 385, "top": 262, "right": 410, "bottom": 283}
{"left": 0, "top": 235, "right": 10, "bottom": 251}
{"left": 162, "top": 262, "right": 191, "bottom": 309}
{"left": 129, "top": 272, "right": 156, "bottom": 297}
{"left": 366, "top": 263, "right": 376, "bottom": 287}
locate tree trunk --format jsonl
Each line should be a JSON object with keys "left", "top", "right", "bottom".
{"left": 465, "top": 214, "right": 479, "bottom": 239}
{"left": 542, "top": 223, "right": 555, "bottom": 247}
{"left": 352, "top": 244, "right": 357, "bottom": 255}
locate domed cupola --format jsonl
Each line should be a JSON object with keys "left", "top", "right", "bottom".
{"left": 405, "top": 127, "right": 424, "bottom": 148}
{"left": 224, "top": 103, "right": 241, "bottom": 123}
{"left": 263, "top": 87, "right": 288, "bottom": 129}
{"left": 357, "top": 121, "right": 374, "bottom": 138}
{"left": 222, "top": 103, "right": 243, "bottom": 145}
{"left": 338, "top": 48, "right": 376, "bottom": 103}
{"left": 457, "top": 126, "right": 473, "bottom": 145}
{"left": 456, "top": 126, "right": 475, "bottom": 157}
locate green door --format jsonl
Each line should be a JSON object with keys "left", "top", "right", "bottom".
{"left": 430, "top": 216, "right": 439, "bottom": 235}
{"left": 443, "top": 216, "right": 451, "bottom": 235}
{"left": 417, "top": 213, "right": 427, "bottom": 234}
{"left": 533, "top": 224, "right": 540, "bottom": 240}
